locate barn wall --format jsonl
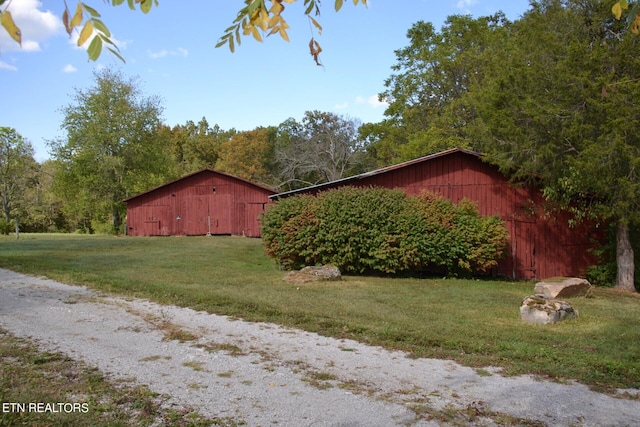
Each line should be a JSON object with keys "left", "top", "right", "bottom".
{"left": 299, "top": 151, "right": 600, "bottom": 280}
{"left": 126, "top": 170, "right": 273, "bottom": 237}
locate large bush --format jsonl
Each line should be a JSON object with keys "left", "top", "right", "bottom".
{"left": 262, "top": 186, "right": 510, "bottom": 275}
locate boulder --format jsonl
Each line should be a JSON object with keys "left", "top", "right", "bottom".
{"left": 533, "top": 277, "right": 592, "bottom": 299}
{"left": 283, "top": 265, "right": 342, "bottom": 284}
{"left": 520, "top": 295, "right": 579, "bottom": 325}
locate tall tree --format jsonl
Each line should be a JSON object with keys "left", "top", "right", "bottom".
{"left": 366, "top": 14, "right": 513, "bottom": 166}
{"left": 50, "top": 68, "right": 170, "bottom": 233}
{"left": 274, "top": 111, "right": 366, "bottom": 190}
{"left": 0, "top": 127, "right": 38, "bottom": 234}
{"left": 472, "top": 0, "right": 640, "bottom": 291}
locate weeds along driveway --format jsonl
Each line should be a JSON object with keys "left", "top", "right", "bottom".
{"left": 0, "top": 268, "right": 638, "bottom": 427}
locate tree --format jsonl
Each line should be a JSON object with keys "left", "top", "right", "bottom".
{"left": 471, "top": 0, "right": 640, "bottom": 291}
{"left": 0, "top": 127, "right": 38, "bottom": 235}
{"left": 216, "top": 127, "right": 275, "bottom": 184}
{"left": 50, "top": 68, "right": 170, "bottom": 233}
{"left": 274, "top": 111, "right": 366, "bottom": 190}
{"left": 161, "top": 118, "right": 234, "bottom": 176}
{"left": 364, "top": 14, "right": 513, "bottom": 166}
{"left": 0, "top": 0, "right": 366, "bottom": 64}
{"left": 22, "top": 160, "right": 71, "bottom": 233}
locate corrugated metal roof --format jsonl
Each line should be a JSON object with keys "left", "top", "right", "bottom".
{"left": 270, "top": 147, "right": 482, "bottom": 200}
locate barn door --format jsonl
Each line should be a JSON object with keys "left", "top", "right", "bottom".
{"left": 209, "top": 194, "right": 231, "bottom": 234}
{"left": 513, "top": 220, "right": 536, "bottom": 279}
{"left": 141, "top": 206, "right": 161, "bottom": 236}
{"left": 184, "top": 195, "right": 209, "bottom": 235}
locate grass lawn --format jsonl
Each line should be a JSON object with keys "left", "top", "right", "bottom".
{"left": 1, "top": 233, "right": 639, "bottom": 393}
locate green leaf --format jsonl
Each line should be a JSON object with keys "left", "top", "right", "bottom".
{"left": 81, "top": 3, "right": 101, "bottom": 17}
{"left": 335, "top": 0, "right": 344, "bottom": 12}
{"left": 112, "top": 0, "right": 125, "bottom": 5}
{"left": 91, "top": 18, "right": 111, "bottom": 37}
{"left": 87, "top": 35, "right": 103, "bottom": 61}
{"left": 140, "top": 0, "right": 153, "bottom": 14}
{"left": 304, "top": 1, "right": 315, "bottom": 15}
{"left": 107, "top": 46, "right": 126, "bottom": 63}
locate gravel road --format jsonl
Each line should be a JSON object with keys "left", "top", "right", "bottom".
{"left": 0, "top": 268, "right": 638, "bottom": 426}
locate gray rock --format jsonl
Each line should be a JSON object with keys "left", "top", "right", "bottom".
{"left": 534, "top": 277, "right": 592, "bottom": 299}
{"left": 520, "top": 295, "right": 579, "bottom": 325}
{"left": 284, "top": 265, "right": 342, "bottom": 284}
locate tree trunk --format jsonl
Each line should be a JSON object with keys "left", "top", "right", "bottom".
{"left": 615, "top": 221, "right": 636, "bottom": 292}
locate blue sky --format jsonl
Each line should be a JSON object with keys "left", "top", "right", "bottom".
{"left": 1, "top": 1, "right": 531, "bottom": 162}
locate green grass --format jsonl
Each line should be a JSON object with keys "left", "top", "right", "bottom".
{"left": 1, "top": 233, "right": 640, "bottom": 393}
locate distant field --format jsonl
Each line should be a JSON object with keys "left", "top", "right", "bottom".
{"left": 1, "top": 233, "right": 639, "bottom": 392}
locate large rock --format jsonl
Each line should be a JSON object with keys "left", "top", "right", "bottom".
{"left": 533, "top": 277, "right": 592, "bottom": 299}
{"left": 520, "top": 295, "right": 579, "bottom": 325}
{"left": 283, "top": 265, "right": 342, "bottom": 284}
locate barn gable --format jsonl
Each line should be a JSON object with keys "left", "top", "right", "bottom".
{"left": 271, "top": 148, "right": 602, "bottom": 280}
{"left": 124, "top": 169, "right": 275, "bottom": 237}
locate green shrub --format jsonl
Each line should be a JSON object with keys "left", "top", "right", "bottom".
{"left": 261, "top": 186, "right": 510, "bottom": 275}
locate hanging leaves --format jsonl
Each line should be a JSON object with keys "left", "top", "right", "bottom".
{"left": 0, "top": 0, "right": 157, "bottom": 62}
{"left": 216, "top": 0, "right": 368, "bottom": 65}
{"left": 0, "top": 0, "right": 365, "bottom": 64}
{"left": 309, "top": 38, "right": 323, "bottom": 66}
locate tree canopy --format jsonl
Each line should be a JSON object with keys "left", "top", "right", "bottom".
{"left": 471, "top": 0, "right": 640, "bottom": 291}
{"left": 50, "top": 68, "right": 171, "bottom": 233}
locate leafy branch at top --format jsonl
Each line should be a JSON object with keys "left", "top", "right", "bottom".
{"left": 215, "top": 0, "right": 368, "bottom": 66}
{"left": 0, "top": 0, "right": 158, "bottom": 62}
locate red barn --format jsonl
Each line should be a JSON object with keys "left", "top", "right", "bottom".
{"left": 271, "top": 148, "right": 603, "bottom": 280}
{"left": 124, "top": 169, "right": 275, "bottom": 237}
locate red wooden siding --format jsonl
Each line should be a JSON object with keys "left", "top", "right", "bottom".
{"left": 124, "top": 169, "right": 275, "bottom": 237}
{"left": 271, "top": 149, "right": 603, "bottom": 280}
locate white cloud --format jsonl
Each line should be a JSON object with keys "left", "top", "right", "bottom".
{"left": 62, "top": 64, "right": 77, "bottom": 73}
{"left": 148, "top": 48, "right": 189, "bottom": 59}
{"left": 456, "top": 0, "right": 478, "bottom": 13}
{"left": 334, "top": 101, "right": 349, "bottom": 109}
{"left": 0, "top": 61, "right": 18, "bottom": 71}
{"left": 356, "top": 95, "right": 388, "bottom": 108}
{"left": 0, "top": 0, "right": 62, "bottom": 52}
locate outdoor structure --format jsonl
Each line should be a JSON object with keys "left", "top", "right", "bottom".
{"left": 271, "top": 148, "right": 602, "bottom": 280}
{"left": 124, "top": 169, "right": 275, "bottom": 237}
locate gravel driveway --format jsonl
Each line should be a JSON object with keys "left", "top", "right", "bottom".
{"left": 0, "top": 268, "right": 638, "bottom": 426}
